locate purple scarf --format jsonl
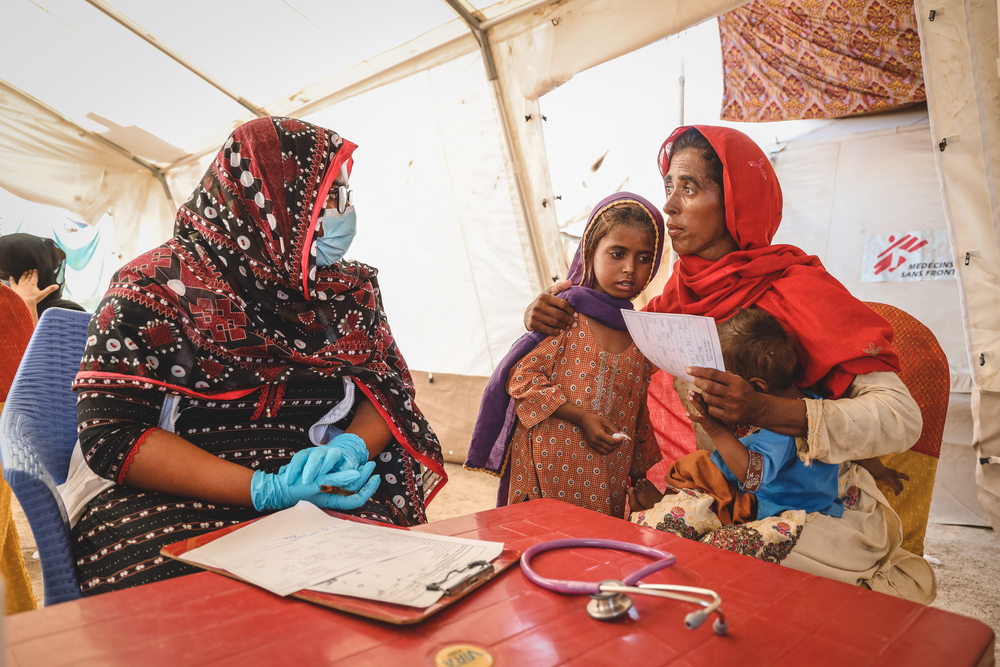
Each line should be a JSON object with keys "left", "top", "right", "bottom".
{"left": 465, "top": 192, "right": 664, "bottom": 505}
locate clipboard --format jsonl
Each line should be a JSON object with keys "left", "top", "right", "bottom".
{"left": 160, "top": 512, "right": 520, "bottom": 625}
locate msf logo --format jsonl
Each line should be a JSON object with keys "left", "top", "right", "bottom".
{"left": 873, "top": 233, "right": 929, "bottom": 275}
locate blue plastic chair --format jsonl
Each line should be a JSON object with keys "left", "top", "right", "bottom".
{"left": 0, "top": 307, "right": 91, "bottom": 604}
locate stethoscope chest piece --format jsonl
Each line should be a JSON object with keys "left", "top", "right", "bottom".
{"left": 586, "top": 580, "right": 633, "bottom": 621}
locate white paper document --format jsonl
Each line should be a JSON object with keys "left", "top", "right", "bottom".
{"left": 309, "top": 531, "right": 503, "bottom": 607}
{"left": 620, "top": 310, "right": 725, "bottom": 382}
{"left": 179, "top": 501, "right": 504, "bottom": 607}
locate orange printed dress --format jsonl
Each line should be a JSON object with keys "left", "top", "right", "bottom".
{"left": 505, "top": 314, "right": 661, "bottom": 517}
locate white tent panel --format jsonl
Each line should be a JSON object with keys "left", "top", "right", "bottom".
{"left": 306, "top": 51, "right": 534, "bottom": 377}
{"left": 914, "top": 0, "right": 1000, "bottom": 392}
{"left": 916, "top": 0, "right": 1000, "bottom": 527}
{"left": 492, "top": 0, "right": 749, "bottom": 101}
{"left": 930, "top": 393, "right": 993, "bottom": 527}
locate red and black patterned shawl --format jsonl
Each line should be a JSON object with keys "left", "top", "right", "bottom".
{"left": 73, "top": 116, "right": 446, "bottom": 500}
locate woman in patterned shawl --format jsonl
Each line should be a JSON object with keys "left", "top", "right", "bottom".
{"left": 65, "top": 116, "right": 445, "bottom": 596}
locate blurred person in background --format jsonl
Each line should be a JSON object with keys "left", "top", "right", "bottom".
{"left": 0, "top": 233, "right": 85, "bottom": 324}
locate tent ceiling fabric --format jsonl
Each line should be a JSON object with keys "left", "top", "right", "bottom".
{"left": 2, "top": 0, "right": 461, "bottom": 157}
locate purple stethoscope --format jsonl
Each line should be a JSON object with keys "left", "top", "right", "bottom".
{"left": 521, "top": 539, "right": 727, "bottom": 634}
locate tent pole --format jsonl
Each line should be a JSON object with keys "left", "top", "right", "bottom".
{"left": 155, "top": 172, "right": 176, "bottom": 211}
{"left": 441, "top": 0, "right": 500, "bottom": 80}
{"left": 442, "top": 0, "right": 553, "bottom": 290}
{"left": 479, "top": 0, "right": 560, "bottom": 30}
{"left": 85, "top": 0, "right": 267, "bottom": 118}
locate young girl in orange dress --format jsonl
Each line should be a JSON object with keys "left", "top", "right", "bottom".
{"left": 466, "top": 193, "right": 666, "bottom": 517}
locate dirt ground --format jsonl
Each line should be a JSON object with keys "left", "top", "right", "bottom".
{"left": 13, "top": 465, "right": 999, "bottom": 664}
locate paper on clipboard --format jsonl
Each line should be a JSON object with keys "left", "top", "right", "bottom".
{"left": 620, "top": 310, "right": 725, "bottom": 382}
{"left": 179, "top": 501, "right": 503, "bottom": 607}
{"left": 309, "top": 532, "right": 503, "bottom": 607}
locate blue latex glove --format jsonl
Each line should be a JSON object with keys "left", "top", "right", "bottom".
{"left": 324, "top": 433, "right": 370, "bottom": 473}
{"left": 317, "top": 460, "right": 380, "bottom": 511}
{"left": 287, "top": 433, "right": 370, "bottom": 486}
{"left": 251, "top": 446, "right": 380, "bottom": 511}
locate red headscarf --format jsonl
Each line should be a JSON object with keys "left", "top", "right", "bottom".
{"left": 645, "top": 125, "right": 899, "bottom": 398}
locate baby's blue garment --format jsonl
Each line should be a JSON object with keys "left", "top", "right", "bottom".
{"left": 710, "top": 427, "right": 844, "bottom": 520}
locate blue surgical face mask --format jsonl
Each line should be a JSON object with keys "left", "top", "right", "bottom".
{"left": 315, "top": 206, "right": 357, "bottom": 266}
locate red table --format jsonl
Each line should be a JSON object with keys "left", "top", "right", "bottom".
{"left": 8, "top": 499, "right": 994, "bottom": 666}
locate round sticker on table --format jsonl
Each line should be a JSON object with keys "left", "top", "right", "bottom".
{"left": 433, "top": 645, "right": 493, "bottom": 667}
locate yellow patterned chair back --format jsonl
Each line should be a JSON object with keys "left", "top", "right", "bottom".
{"left": 865, "top": 302, "right": 949, "bottom": 556}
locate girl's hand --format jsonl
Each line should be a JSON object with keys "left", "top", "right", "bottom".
{"left": 626, "top": 477, "right": 664, "bottom": 512}
{"left": 579, "top": 412, "right": 622, "bottom": 455}
{"left": 524, "top": 279, "right": 578, "bottom": 336}
{"left": 687, "top": 391, "right": 727, "bottom": 436}
{"left": 10, "top": 269, "right": 58, "bottom": 306}
{"left": 687, "top": 367, "right": 766, "bottom": 425}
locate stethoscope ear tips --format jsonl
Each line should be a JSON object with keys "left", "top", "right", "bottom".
{"left": 685, "top": 610, "right": 727, "bottom": 634}
{"left": 684, "top": 610, "right": 708, "bottom": 630}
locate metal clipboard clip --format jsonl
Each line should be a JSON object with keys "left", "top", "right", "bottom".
{"left": 425, "top": 560, "right": 495, "bottom": 597}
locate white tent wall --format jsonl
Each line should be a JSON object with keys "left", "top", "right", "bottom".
{"left": 303, "top": 51, "right": 536, "bottom": 378}
{"left": 489, "top": 0, "right": 750, "bottom": 101}
{"left": 916, "top": 0, "right": 1000, "bottom": 528}
{"left": 770, "top": 119, "right": 991, "bottom": 527}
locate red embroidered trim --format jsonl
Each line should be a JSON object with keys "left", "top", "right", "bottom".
{"left": 117, "top": 427, "right": 158, "bottom": 484}
{"left": 301, "top": 141, "right": 357, "bottom": 299}
{"left": 73, "top": 372, "right": 259, "bottom": 401}
{"left": 251, "top": 386, "right": 269, "bottom": 421}
{"left": 744, "top": 450, "right": 764, "bottom": 492}
{"left": 271, "top": 383, "right": 285, "bottom": 417}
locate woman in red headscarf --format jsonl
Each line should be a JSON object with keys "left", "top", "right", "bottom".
{"left": 525, "top": 126, "right": 933, "bottom": 602}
